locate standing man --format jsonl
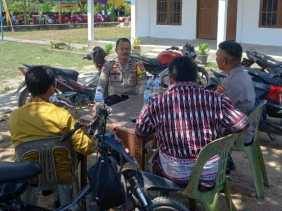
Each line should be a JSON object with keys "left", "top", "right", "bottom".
{"left": 136, "top": 57, "right": 248, "bottom": 188}
{"left": 95, "top": 37, "right": 145, "bottom": 101}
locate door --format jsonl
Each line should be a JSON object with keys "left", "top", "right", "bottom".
{"left": 226, "top": 0, "right": 238, "bottom": 40}
{"left": 197, "top": 0, "right": 218, "bottom": 39}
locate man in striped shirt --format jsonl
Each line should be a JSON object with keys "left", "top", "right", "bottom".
{"left": 136, "top": 57, "right": 249, "bottom": 188}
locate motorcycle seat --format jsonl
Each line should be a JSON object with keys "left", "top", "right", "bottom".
{"left": 0, "top": 161, "right": 41, "bottom": 183}
{"left": 53, "top": 67, "right": 79, "bottom": 81}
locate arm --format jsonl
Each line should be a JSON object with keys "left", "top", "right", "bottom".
{"left": 64, "top": 113, "right": 94, "bottom": 155}
{"left": 220, "top": 96, "right": 249, "bottom": 134}
{"left": 95, "top": 62, "right": 111, "bottom": 101}
{"left": 135, "top": 102, "right": 156, "bottom": 138}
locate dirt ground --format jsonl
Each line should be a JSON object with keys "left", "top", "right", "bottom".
{"left": 0, "top": 90, "right": 282, "bottom": 211}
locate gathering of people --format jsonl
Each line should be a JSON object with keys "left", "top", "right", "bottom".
{"left": 8, "top": 37, "right": 259, "bottom": 209}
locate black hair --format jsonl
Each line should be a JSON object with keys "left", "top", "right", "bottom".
{"left": 218, "top": 40, "right": 243, "bottom": 60}
{"left": 116, "top": 37, "right": 131, "bottom": 48}
{"left": 25, "top": 66, "right": 55, "bottom": 97}
{"left": 168, "top": 56, "right": 198, "bottom": 82}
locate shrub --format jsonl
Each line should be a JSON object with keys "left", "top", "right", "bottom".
{"left": 197, "top": 42, "right": 209, "bottom": 55}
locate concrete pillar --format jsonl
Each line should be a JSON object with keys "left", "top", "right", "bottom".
{"left": 130, "top": 0, "right": 137, "bottom": 41}
{"left": 87, "top": 0, "right": 94, "bottom": 46}
{"left": 217, "top": 0, "right": 229, "bottom": 47}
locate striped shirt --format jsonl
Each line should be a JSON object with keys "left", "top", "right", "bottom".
{"left": 136, "top": 82, "right": 248, "bottom": 184}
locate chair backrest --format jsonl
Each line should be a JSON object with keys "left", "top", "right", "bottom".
{"left": 235, "top": 101, "right": 266, "bottom": 147}
{"left": 183, "top": 133, "right": 238, "bottom": 197}
{"left": 15, "top": 136, "right": 78, "bottom": 190}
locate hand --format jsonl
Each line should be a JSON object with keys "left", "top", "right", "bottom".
{"left": 92, "top": 102, "right": 105, "bottom": 116}
{"left": 215, "top": 84, "right": 225, "bottom": 94}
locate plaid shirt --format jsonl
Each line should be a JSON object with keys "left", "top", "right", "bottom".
{"left": 136, "top": 82, "right": 248, "bottom": 159}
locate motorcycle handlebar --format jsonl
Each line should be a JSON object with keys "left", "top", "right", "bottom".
{"left": 60, "top": 95, "right": 129, "bottom": 142}
{"left": 166, "top": 46, "right": 180, "bottom": 51}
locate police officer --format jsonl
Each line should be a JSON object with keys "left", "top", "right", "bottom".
{"left": 95, "top": 38, "right": 145, "bottom": 101}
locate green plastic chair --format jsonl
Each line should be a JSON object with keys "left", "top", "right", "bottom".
{"left": 233, "top": 101, "right": 269, "bottom": 199}
{"left": 182, "top": 134, "right": 239, "bottom": 211}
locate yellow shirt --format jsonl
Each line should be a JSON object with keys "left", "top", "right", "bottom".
{"left": 9, "top": 100, "right": 93, "bottom": 155}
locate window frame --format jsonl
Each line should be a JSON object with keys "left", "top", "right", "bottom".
{"left": 259, "top": 0, "right": 282, "bottom": 28}
{"left": 156, "top": 0, "right": 182, "bottom": 26}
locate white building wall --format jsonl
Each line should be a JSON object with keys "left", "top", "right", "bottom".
{"left": 133, "top": 0, "right": 151, "bottom": 37}
{"left": 135, "top": 0, "right": 198, "bottom": 40}
{"left": 236, "top": 0, "right": 282, "bottom": 46}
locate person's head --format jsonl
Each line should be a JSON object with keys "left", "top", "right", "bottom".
{"left": 216, "top": 40, "right": 243, "bottom": 72}
{"left": 25, "top": 66, "right": 55, "bottom": 100}
{"left": 115, "top": 37, "right": 131, "bottom": 62}
{"left": 168, "top": 56, "right": 198, "bottom": 84}
{"left": 92, "top": 46, "right": 106, "bottom": 71}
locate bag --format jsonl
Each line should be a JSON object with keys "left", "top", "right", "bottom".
{"left": 88, "top": 155, "right": 126, "bottom": 210}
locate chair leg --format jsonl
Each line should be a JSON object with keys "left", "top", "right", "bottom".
{"left": 256, "top": 145, "right": 269, "bottom": 187}
{"left": 244, "top": 145, "right": 265, "bottom": 199}
{"left": 201, "top": 193, "right": 219, "bottom": 211}
{"left": 224, "top": 181, "right": 236, "bottom": 211}
{"left": 188, "top": 198, "right": 197, "bottom": 211}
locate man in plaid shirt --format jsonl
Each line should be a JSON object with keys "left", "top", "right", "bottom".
{"left": 136, "top": 57, "right": 249, "bottom": 188}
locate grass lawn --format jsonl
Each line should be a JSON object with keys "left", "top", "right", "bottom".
{"left": 0, "top": 41, "right": 94, "bottom": 92}
{"left": 5, "top": 26, "right": 130, "bottom": 44}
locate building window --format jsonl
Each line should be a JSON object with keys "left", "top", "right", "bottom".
{"left": 260, "top": 0, "right": 282, "bottom": 27}
{"left": 157, "top": 0, "right": 182, "bottom": 25}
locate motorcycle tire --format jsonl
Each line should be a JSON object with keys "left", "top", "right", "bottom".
{"left": 151, "top": 197, "right": 189, "bottom": 211}
{"left": 18, "top": 87, "right": 31, "bottom": 107}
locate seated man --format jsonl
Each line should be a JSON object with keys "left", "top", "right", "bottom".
{"left": 9, "top": 66, "right": 94, "bottom": 206}
{"left": 216, "top": 41, "right": 256, "bottom": 172}
{"left": 136, "top": 56, "right": 248, "bottom": 188}
{"left": 216, "top": 40, "right": 255, "bottom": 115}
{"left": 95, "top": 37, "right": 145, "bottom": 101}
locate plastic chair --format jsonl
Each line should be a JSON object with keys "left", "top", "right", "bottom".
{"left": 182, "top": 134, "right": 238, "bottom": 211}
{"left": 233, "top": 101, "right": 269, "bottom": 199}
{"left": 15, "top": 136, "right": 84, "bottom": 206}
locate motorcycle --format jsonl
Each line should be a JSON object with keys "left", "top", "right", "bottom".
{"left": 130, "top": 42, "right": 209, "bottom": 87}
{"left": 207, "top": 66, "right": 282, "bottom": 140}
{"left": 242, "top": 50, "right": 282, "bottom": 75}
{"left": 59, "top": 95, "right": 188, "bottom": 211}
{"left": 17, "top": 64, "right": 100, "bottom": 108}
{"left": 0, "top": 96, "right": 188, "bottom": 211}
{"left": 85, "top": 43, "right": 209, "bottom": 88}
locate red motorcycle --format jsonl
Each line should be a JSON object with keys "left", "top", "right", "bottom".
{"left": 85, "top": 43, "right": 209, "bottom": 87}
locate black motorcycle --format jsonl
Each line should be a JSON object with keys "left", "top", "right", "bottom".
{"left": 0, "top": 96, "right": 188, "bottom": 211}
{"left": 58, "top": 95, "right": 188, "bottom": 211}
{"left": 242, "top": 50, "right": 282, "bottom": 75}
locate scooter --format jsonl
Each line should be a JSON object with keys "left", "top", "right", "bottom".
{"left": 17, "top": 64, "right": 100, "bottom": 108}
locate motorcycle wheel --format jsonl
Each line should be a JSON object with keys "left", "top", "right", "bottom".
{"left": 18, "top": 87, "right": 31, "bottom": 107}
{"left": 151, "top": 197, "right": 189, "bottom": 211}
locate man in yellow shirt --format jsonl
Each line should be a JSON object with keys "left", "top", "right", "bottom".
{"left": 9, "top": 65, "right": 94, "bottom": 207}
